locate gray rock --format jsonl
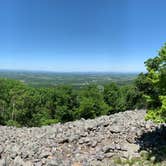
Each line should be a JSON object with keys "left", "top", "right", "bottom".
{"left": 40, "top": 151, "right": 51, "bottom": 158}
{"left": 0, "top": 159, "right": 6, "bottom": 166}
{"left": 24, "top": 161, "right": 33, "bottom": 166}
{"left": 102, "top": 144, "right": 116, "bottom": 153}
{"left": 109, "top": 125, "right": 122, "bottom": 133}
{"left": 0, "top": 146, "right": 4, "bottom": 154}
{"left": 0, "top": 109, "right": 161, "bottom": 165}
{"left": 46, "top": 160, "right": 59, "bottom": 166}
{"left": 96, "top": 154, "right": 104, "bottom": 161}
{"left": 13, "top": 156, "right": 25, "bottom": 166}
{"left": 104, "top": 152, "right": 114, "bottom": 158}
{"left": 83, "top": 137, "right": 90, "bottom": 143}
{"left": 91, "top": 141, "right": 98, "bottom": 148}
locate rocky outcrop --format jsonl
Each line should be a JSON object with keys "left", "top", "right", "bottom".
{"left": 0, "top": 110, "right": 164, "bottom": 166}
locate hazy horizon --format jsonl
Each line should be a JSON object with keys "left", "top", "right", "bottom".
{"left": 0, "top": 68, "right": 141, "bottom": 74}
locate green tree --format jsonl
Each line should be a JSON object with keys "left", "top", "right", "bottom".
{"left": 104, "top": 83, "right": 119, "bottom": 113}
{"left": 144, "top": 44, "right": 166, "bottom": 122}
{"left": 76, "top": 85, "right": 109, "bottom": 119}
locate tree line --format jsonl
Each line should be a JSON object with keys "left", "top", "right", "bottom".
{"left": 0, "top": 44, "right": 165, "bottom": 127}
{"left": 0, "top": 78, "right": 146, "bottom": 127}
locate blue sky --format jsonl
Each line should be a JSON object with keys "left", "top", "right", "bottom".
{"left": 0, "top": 0, "right": 166, "bottom": 72}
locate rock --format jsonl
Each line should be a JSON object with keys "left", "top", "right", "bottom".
{"left": 121, "top": 144, "right": 140, "bottom": 159}
{"left": 34, "top": 162, "right": 42, "bottom": 166}
{"left": 102, "top": 145, "right": 115, "bottom": 153}
{"left": 124, "top": 143, "right": 139, "bottom": 152}
{"left": 83, "top": 137, "right": 90, "bottom": 143}
{"left": 0, "top": 109, "right": 161, "bottom": 165}
{"left": 46, "top": 159, "right": 59, "bottom": 166}
{"left": 68, "top": 135, "right": 80, "bottom": 142}
{"left": 72, "top": 162, "right": 82, "bottom": 166}
{"left": 78, "top": 139, "right": 84, "bottom": 144}
{"left": 96, "top": 154, "right": 104, "bottom": 161}
{"left": 40, "top": 151, "right": 52, "bottom": 158}
{"left": 5, "top": 144, "right": 20, "bottom": 159}
{"left": 104, "top": 152, "right": 114, "bottom": 158}
{"left": 80, "top": 132, "right": 88, "bottom": 137}
{"left": 0, "top": 159, "right": 6, "bottom": 166}
{"left": 91, "top": 141, "right": 97, "bottom": 148}
{"left": 150, "top": 156, "right": 156, "bottom": 162}
{"left": 24, "top": 161, "right": 33, "bottom": 166}
{"left": 136, "top": 129, "right": 143, "bottom": 136}
{"left": 115, "top": 144, "right": 121, "bottom": 150}
{"left": 0, "top": 146, "right": 4, "bottom": 154}
{"left": 145, "top": 121, "right": 154, "bottom": 130}
{"left": 13, "top": 156, "right": 25, "bottom": 166}
{"left": 109, "top": 125, "right": 122, "bottom": 133}
{"left": 57, "top": 138, "right": 69, "bottom": 144}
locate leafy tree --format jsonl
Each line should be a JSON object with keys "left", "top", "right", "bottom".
{"left": 104, "top": 83, "right": 143, "bottom": 112}
{"left": 144, "top": 44, "right": 166, "bottom": 122}
{"left": 76, "top": 85, "right": 109, "bottom": 119}
{"left": 104, "top": 83, "right": 119, "bottom": 113}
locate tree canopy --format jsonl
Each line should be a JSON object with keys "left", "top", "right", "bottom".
{"left": 144, "top": 44, "right": 166, "bottom": 122}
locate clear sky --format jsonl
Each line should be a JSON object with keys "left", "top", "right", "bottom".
{"left": 0, "top": 0, "right": 166, "bottom": 72}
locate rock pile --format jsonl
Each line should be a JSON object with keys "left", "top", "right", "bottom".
{"left": 0, "top": 110, "right": 163, "bottom": 166}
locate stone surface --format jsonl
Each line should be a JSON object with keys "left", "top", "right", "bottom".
{"left": 0, "top": 109, "right": 163, "bottom": 165}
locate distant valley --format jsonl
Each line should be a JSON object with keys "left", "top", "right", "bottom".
{"left": 0, "top": 70, "right": 138, "bottom": 87}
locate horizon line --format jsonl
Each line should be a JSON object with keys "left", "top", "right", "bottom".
{"left": 0, "top": 68, "right": 146, "bottom": 74}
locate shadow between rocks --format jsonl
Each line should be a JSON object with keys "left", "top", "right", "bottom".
{"left": 136, "top": 124, "right": 166, "bottom": 163}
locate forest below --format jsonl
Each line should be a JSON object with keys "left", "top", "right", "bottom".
{"left": 0, "top": 44, "right": 165, "bottom": 127}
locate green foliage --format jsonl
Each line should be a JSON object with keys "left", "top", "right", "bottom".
{"left": 142, "top": 44, "right": 166, "bottom": 122}
{"left": 0, "top": 77, "right": 143, "bottom": 127}
{"left": 146, "top": 96, "right": 166, "bottom": 123}
{"left": 104, "top": 83, "right": 119, "bottom": 112}
{"left": 75, "top": 85, "right": 110, "bottom": 119}
{"left": 104, "top": 83, "right": 143, "bottom": 113}
{"left": 6, "top": 120, "right": 21, "bottom": 127}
